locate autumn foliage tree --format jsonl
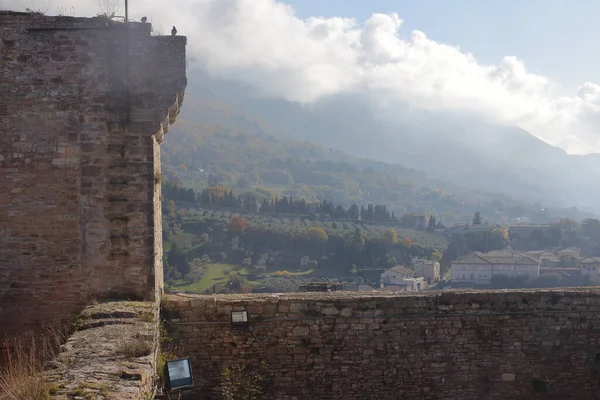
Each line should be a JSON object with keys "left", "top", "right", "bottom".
{"left": 229, "top": 216, "right": 247, "bottom": 234}
{"left": 401, "top": 237, "right": 413, "bottom": 247}
{"left": 382, "top": 229, "right": 398, "bottom": 245}
{"left": 306, "top": 227, "right": 328, "bottom": 244}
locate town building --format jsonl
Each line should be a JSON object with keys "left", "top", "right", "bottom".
{"left": 451, "top": 249, "right": 540, "bottom": 285}
{"left": 380, "top": 266, "right": 414, "bottom": 285}
{"left": 580, "top": 257, "right": 600, "bottom": 280}
{"left": 380, "top": 266, "right": 426, "bottom": 292}
{"left": 525, "top": 250, "right": 561, "bottom": 267}
{"left": 379, "top": 277, "right": 426, "bottom": 292}
{"left": 413, "top": 259, "right": 441, "bottom": 284}
{"left": 557, "top": 247, "right": 582, "bottom": 258}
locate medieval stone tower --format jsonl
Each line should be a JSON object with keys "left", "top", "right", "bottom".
{"left": 0, "top": 11, "right": 187, "bottom": 341}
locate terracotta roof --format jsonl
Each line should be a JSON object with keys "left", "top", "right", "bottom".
{"left": 557, "top": 247, "right": 581, "bottom": 254}
{"left": 580, "top": 257, "right": 600, "bottom": 264}
{"left": 540, "top": 268, "right": 580, "bottom": 272}
{"left": 509, "top": 224, "right": 552, "bottom": 229}
{"left": 454, "top": 249, "right": 540, "bottom": 265}
{"left": 387, "top": 266, "right": 414, "bottom": 275}
{"left": 454, "top": 252, "right": 492, "bottom": 264}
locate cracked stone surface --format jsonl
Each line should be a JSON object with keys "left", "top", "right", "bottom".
{"left": 45, "top": 301, "right": 159, "bottom": 400}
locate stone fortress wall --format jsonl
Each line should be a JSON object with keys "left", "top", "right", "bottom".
{"left": 0, "top": 11, "right": 186, "bottom": 340}
{"left": 164, "top": 289, "right": 600, "bottom": 400}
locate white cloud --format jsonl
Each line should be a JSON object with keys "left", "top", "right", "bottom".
{"left": 2, "top": 0, "right": 600, "bottom": 154}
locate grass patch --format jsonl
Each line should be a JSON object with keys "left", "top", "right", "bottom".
{"left": 156, "top": 322, "right": 183, "bottom": 390}
{"left": 69, "top": 382, "right": 110, "bottom": 399}
{"left": 138, "top": 310, "right": 155, "bottom": 323}
{"left": 271, "top": 269, "right": 314, "bottom": 277}
{"left": 167, "top": 263, "right": 247, "bottom": 293}
{"left": 114, "top": 327, "right": 154, "bottom": 359}
{"left": 116, "top": 339, "right": 153, "bottom": 359}
{"left": 0, "top": 329, "right": 64, "bottom": 400}
{"left": 220, "top": 361, "right": 272, "bottom": 400}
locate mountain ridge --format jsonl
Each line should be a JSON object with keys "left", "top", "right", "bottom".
{"left": 162, "top": 77, "right": 596, "bottom": 225}
{"left": 181, "top": 70, "right": 600, "bottom": 214}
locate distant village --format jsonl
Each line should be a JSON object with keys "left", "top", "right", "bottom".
{"left": 358, "top": 222, "right": 600, "bottom": 293}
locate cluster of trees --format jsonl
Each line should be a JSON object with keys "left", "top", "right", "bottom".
{"left": 165, "top": 181, "right": 433, "bottom": 226}
{"left": 163, "top": 209, "right": 445, "bottom": 289}
{"left": 444, "top": 228, "right": 509, "bottom": 260}
{"left": 502, "top": 217, "right": 600, "bottom": 255}
{"left": 551, "top": 218, "right": 600, "bottom": 256}
{"left": 163, "top": 181, "right": 197, "bottom": 203}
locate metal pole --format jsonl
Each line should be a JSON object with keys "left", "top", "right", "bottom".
{"left": 124, "top": 0, "right": 130, "bottom": 124}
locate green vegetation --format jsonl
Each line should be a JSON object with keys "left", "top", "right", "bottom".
{"left": 0, "top": 330, "right": 64, "bottom": 400}
{"left": 162, "top": 207, "right": 446, "bottom": 293}
{"left": 156, "top": 322, "right": 183, "bottom": 390}
{"left": 167, "top": 263, "right": 245, "bottom": 293}
{"left": 220, "top": 361, "right": 272, "bottom": 400}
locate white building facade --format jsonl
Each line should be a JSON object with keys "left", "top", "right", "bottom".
{"left": 380, "top": 266, "right": 414, "bottom": 286}
{"left": 580, "top": 257, "right": 600, "bottom": 280}
{"left": 451, "top": 249, "right": 540, "bottom": 285}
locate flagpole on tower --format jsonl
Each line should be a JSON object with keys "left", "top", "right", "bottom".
{"left": 125, "top": 0, "right": 128, "bottom": 23}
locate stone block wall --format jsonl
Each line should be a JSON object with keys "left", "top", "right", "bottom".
{"left": 45, "top": 300, "right": 160, "bottom": 400}
{"left": 164, "top": 289, "right": 600, "bottom": 400}
{"left": 0, "top": 11, "right": 186, "bottom": 340}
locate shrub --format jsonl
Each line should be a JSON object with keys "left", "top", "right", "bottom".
{"left": 306, "top": 227, "right": 328, "bottom": 244}
{"left": 230, "top": 216, "right": 247, "bottom": 234}
{"left": 220, "top": 361, "right": 271, "bottom": 400}
{"left": 114, "top": 328, "right": 154, "bottom": 359}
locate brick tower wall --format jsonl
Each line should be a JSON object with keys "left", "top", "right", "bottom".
{"left": 0, "top": 11, "right": 186, "bottom": 339}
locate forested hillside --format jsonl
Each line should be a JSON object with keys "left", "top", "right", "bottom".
{"left": 162, "top": 95, "right": 596, "bottom": 225}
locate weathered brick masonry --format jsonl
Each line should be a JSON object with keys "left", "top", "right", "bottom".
{"left": 164, "top": 289, "right": 600, "bottom": 400}
{"left": 0, "top": 11, "right": 186, "bottom": 340}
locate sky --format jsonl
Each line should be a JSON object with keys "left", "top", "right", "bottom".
{"left": 286, "top": 0, "right": 600, "bottom": 93}
{"left": 2, "top": 0, "right": 600, "bottom": 154}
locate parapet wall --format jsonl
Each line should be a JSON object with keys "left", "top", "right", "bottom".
{"left": 45, "top": 301, "right": 160, "bottom": 400}
{"left": 0, "top": 11, "right": 186, "bottom": 340}
{"left": 164, "top": 289, "right": 600, "bottom": 400}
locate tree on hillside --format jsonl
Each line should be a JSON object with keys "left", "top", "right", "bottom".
{"left": 400, "top": 237, "right": 413, "bottom": 247}
{"left": 530, "top": 229, "right": 544, "bottom": 248}
{"left": 168, "top": 200, "right": 177, "bottom": 218}
{"left": 227, "top": 273, "right": 252, "bottom": 294}
{"left": 384, "top": 253, "right": 397, "bottom": 267}
{"left": 472, "top": 211, "right": 482, "bottom": 225}
{"left": 207, "top": 185, "right": 229, "bottom": 200}
{"left": 583, "top": 218, "right": 600, "bottom": 238}
{"left": 334, "top": 205, "right": 346, "bottom": 219}
{"left": 428, "top": 216, "right": 437, "bottom": 233}
{"left": 306, "top": 227, "right": 328, "bottom": 244}
{"left": 382, "top": 229, "right": 398, "bottom": 245}
{"left": 167, "top": 243, "right": 190, "bottom": 276}
{"left": 430, "top": 250, "right": 443, "bottom": 262}
{"left": 229, "top": 216, "right": 247, "bottom": 234}
{"left": 347, "top": 203, "right": 360, "bottom": 220}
